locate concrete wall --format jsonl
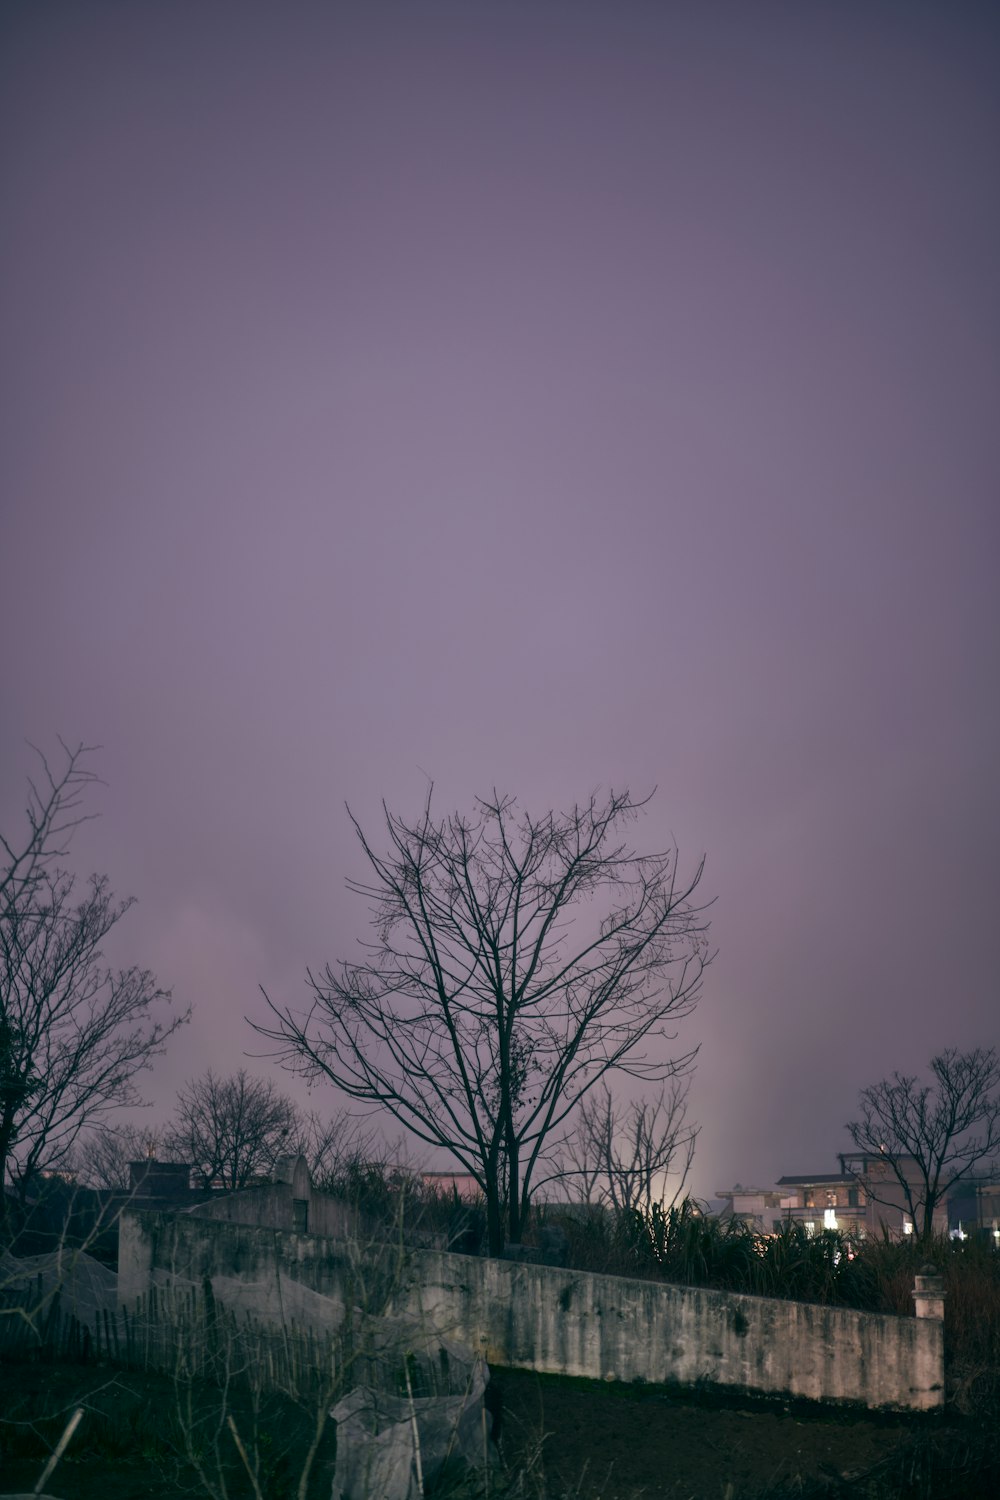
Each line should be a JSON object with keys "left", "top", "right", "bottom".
{"left": 117, "top": 1210, "right": 944, "bottom": 1412}
{"left": 177, "top": 1155, "right": 358, "bottom": 1240}
{"left": 119, "top": 1210, "right": 359, "bottom": 1307}
{"left": 410, "top": 1250, "right": 944, "bottom": 1412}
{"left": 187, "top": 1182, "right": 356, "bottom": 1239}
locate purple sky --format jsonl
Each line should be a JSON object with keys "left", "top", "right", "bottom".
{"left": 2, "top": 1, "right": 998, "bottom": 1199}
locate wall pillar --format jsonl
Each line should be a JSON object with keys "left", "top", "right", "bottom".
{"left": 912, "top": 1265, "right": 946, "bottom": 1320}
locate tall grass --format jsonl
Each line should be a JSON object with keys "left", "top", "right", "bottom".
{"left": 540, "top": 1196, "right": 1000, "bottom": 1331}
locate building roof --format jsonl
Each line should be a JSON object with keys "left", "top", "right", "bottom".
{"left": 716, "top": 1186, "right": 783, "bottom": 1197}
{"left": 775, "top": 1173, "right": 851, "bottom": 1187}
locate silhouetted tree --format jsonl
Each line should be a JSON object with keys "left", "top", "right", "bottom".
{"left": 564, "top": 1073, "right": 699, "bottom": 1216}
{"left": 165, "top": 1069, "right": 303, "bottom": 1190}
{"left": 0, "top": 741, "right": 187, "bottom": 1210}
{"left": 257, "top": 788, "right": 711, "bottom": 1254}
{"left": 846, "top": 1047, "right": 1000, "bottom": 1240}
{"left": 294, "top": 1105, "right": 378, "bottom": 1193}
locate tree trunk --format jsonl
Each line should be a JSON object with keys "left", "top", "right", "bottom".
{"left": 0, "top": 1109, "right": 17, "bottom": 1231}
{"left": 483, "top": 1150, "right": 505, "bottom": 1255}
{"left": 485, "top": 1183, "right": 504, "bottom": 1256}
{"left": 506, "top": 1137, "right": 522, "bottom": 1245}
{"left": 920, "top": 1195, "right": 937, "bottom": 1242}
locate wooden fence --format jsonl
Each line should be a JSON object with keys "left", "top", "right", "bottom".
{"left": 0, "top": 1279, "right": 344, "bottom": 1402}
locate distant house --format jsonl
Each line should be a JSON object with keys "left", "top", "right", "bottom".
{"left": 946, "top": 1167, "right": 1000, "bottom": 1242}
{"left": 715, "top": 1186, "right": 786, "bottom": 1234}
{"left": 776, "top": 1153, "right": 949, "bottom": 1239}
{"left": 710, "top": 1151, "right": 1000, "bottom": 1243}
{"left": 774, "top": 1168, "right": 870, "bottom": 1237}
{"left": 841, "top": 1151, "right": 954, "bottom": 1238}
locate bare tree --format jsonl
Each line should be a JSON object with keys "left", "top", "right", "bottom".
{"left": 256, "top": 789, "right": 711, "bottom": 1254}
{"left": 565, "top": 1073, "right": 698, "bottom": 1216}
{"left": 165, "top": 1069, "right": 303, "bottom": 1190}
{"left": 0, "top": 741, "right": 187, "bottom": 1209}
{"left": 72, "top": 1121, "right": 163, "bottom": 1190}
{"left": 846, "top": 1047, "right": 1000, "bottom": 1241}
{"left": 72, "top": 1101, "right": 364, "bottom": 1200}
{"left": 293, "top": 1106, "right": 378, "bottom": 1193}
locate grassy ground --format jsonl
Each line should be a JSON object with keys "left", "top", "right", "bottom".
{"left": 0, "top": 1355, "right": 337, "bottom": 1499}
{"left": 2, "top": 1353, "right": 998, "bottom": 1500}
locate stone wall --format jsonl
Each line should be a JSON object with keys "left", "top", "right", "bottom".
{"left": 117, "top": 1210, "right": 944, "bottom": 1412}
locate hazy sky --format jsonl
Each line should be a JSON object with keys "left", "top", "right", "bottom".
{"left": 2, "top": 1, "right": 998, "bottom": 1198}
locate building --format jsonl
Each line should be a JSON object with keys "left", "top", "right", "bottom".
{"left": 715, "top": 1186, "right": 787, "bottom": 1234}
{"left": 185, "top": 1154, "right": 357, "bottom": 1238}
{"left": 774, "top": 1168, "right": 869, "bottom": 1237}
{"left": 840, "top": 1151, "right": 952, "bottom": 1238}
{"left": 947, "top": 1167, "right": 1000, "bottom": 1242}
{"left": 128, "top": 1158, "right": 201, "bottom": 1208}
{"left": 776, "top": 1153, "right": 949, "bottom": 1239}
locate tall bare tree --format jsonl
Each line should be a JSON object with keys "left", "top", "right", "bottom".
{"left": 165, "top": 1069, "right": 302, "bottom": 1190}
{"left": 256, "top": 789, "right": 711, "bottom": 1254}
{"left": 0, "top": 741, "right": 187, "bottom": 1209}
{"left": 565, "top": 1073, "right": 698, "bottom": 1216}
{"left": 846, "top": 1047, "right": 1000, "bottom": 1241}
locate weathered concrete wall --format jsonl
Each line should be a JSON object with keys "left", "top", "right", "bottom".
{"left": 118, "top": 1210, "right": 361, "bottom": 1307}
{"left": 181, "top": 1156, "right": 357, "bottom": 1239}
{"left": 409, "top": 1251, "right": 943, "bottom": 1412}
{"left": 186, "top": 1182, "right": 356, "bottom": 1239}
{"left": 117, "top": 1211, "right": 944, "bottom": 1412}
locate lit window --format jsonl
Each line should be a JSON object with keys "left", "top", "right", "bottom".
{"left": 902, "top": 1218, "right": 913, "bottom": 1236}
{"left": 823, "top": 1209, "right": 838, "bottom": 1230}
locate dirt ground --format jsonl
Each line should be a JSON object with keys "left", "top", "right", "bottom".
{"left": 0, "top": 1356, "right": 976, "bottom": 1500}
{"left": 492, "top": 1366, "right": 916, "bottom": 1498}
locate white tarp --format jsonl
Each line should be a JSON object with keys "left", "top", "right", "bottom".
{"left": 330, "top": 1333, "right": 490, "bottom": 1500}
{"left": 0, "top": 1249, "right": 117, "bottom": 1333}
